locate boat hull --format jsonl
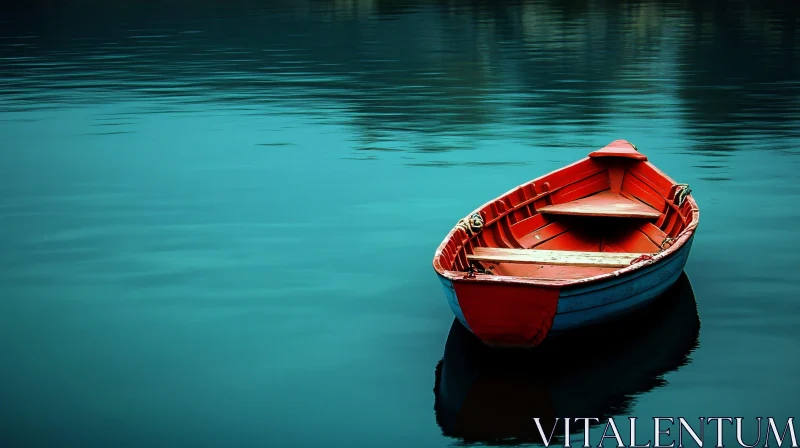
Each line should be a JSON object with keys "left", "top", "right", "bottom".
{"left": 433, "top": 272, "right": 701, "bottom": 444}
{"left": 438, "top": 235, "right": 694, "bottom": 347}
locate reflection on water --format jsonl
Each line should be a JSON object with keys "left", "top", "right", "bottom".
{"left": 1, "top": 0, "right": 798, "bottom": 160}
{"left": 434, "top": 273, "right": 700, "bottom": 446}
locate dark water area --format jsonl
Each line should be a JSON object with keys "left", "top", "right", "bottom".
{"left": 0, "top": 1, "right": 798, "bottom": 447}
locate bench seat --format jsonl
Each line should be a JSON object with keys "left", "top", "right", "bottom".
{"left": 537, "top": 191, "right": 661, "bottom": 219}
{"left": 467, "top": 247, "right": 650, "bottom": 268}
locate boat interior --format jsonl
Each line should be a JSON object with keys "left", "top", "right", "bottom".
{"left": 437, "top": 142, "right": 698, "bottom": 282}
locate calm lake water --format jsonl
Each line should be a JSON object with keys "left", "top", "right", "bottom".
{"left": 1, "top": 1, "right": 799, "bottom": 447}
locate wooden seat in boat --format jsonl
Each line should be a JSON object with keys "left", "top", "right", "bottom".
{"left": 467, "top": 247, "right": 650, "bottom": 268}
{"left": 538, "top": 191, "right": 661, "bottom": 219}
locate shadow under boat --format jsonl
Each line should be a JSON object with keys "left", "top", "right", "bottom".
{"left": 433, "top": 272, "right": 701, "bottom": 446}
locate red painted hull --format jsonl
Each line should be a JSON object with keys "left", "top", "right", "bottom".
{"left": 453, "top": 281, "right": 560, "bottom": 347}
{"left": 433, "top": 140, "right": 700, "bottom": 348}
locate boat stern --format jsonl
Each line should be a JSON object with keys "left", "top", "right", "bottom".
{"left": 439, "top": 276, "right": 561, "bottom": 348}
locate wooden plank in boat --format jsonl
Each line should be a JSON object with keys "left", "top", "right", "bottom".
{"left": 467, "top": 247, "right": 649, "bottom": 268}
{"left": 538, "top": 191, "right": 661, "bottom": 219}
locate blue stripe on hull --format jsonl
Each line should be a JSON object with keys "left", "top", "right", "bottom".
{"left": 437, "top": 274, "right": 471, "bottom": 332}
{"left": 551, "top": 236, "right": 694, "bottom": 331}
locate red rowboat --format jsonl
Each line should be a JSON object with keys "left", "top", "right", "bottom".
{"left": 432, "top": 140, "right": 699, "bottom": 348}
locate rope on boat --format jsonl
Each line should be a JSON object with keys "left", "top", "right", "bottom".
{"left": 643, "top": 185, "right": 688, "bottom": 264}
{"left": 660, "top": 237, "right": 674, "bottom": 252}
{"left": 631, "top": 230, "right": 677, "bottom": 267}
{"left": 674, "top": 183, "right": 692, "bottom": 207}
{"left": 464, "top": 263, "right": 494, "bottom": 278}
{"left": 457, "top": 213, "right": 487, "bottom": 278}
{"left": 630, "top": 254, "right": 654, "bottom": 265}
{"left": 456, "top": 213, "right": 484, "bottom": 237}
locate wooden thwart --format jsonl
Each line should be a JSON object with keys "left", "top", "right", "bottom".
{"left": 468, "top": 247, "right": 650, "bottom": 268}
{"left": 538, "top": 191, "right": 661, "bottom": 219}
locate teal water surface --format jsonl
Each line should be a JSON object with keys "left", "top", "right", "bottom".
{"left": 1, "top": 1, "right": 799, "bottom": 447}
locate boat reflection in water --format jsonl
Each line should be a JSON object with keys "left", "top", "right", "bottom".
{"left": 433, "top": 273, "right": 700, "bottom": 446}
